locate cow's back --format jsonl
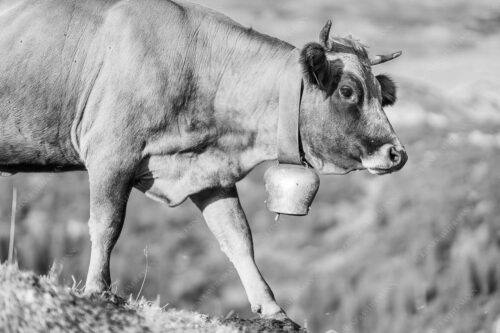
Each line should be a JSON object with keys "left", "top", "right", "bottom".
{"left": 0, "top": 0, "right": 286, "bottom": 180}
{"left": 0, "top": 0, "right": 116, "bottom": 172}
{"left": 0, "top": 0, "right": 213, "bottom": 173}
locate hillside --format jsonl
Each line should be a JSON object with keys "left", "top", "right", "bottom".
{"left": 0, "top": 264, "right": 304, "bottom": 333}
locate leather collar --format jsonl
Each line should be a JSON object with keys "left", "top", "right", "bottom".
{"left": 277, "top": 51, "right": 304, "bottom": 165}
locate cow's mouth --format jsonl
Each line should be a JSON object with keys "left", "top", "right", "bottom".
{"left": 359, "top": 143, "right": 408, "bottom": 175}
{"left": 361, "top": 158, "right": 395, "bottom": 175}
{"left": 365, "top": 167, "right": 394, "bottom": 175}
{"left": 309, "top": 161, "right": 361, "bottom": 175}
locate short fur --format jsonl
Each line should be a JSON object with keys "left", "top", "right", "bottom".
{"left": 300, "top": 43, "right": 344, "bottom": 96}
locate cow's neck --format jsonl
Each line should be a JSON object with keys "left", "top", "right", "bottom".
{"left": 212, "top": 40, "right": 299, "bottom": 172}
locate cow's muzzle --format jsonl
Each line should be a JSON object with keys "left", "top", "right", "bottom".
{"left": 387, "top": 145, "right": 408, "bottom": 171}
{"left": 361, "top": 143, "right": 408, "bottom": 175}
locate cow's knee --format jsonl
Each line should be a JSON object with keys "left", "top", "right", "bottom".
{"left": 218, "top": 235, "right": 252, "bottom": 260}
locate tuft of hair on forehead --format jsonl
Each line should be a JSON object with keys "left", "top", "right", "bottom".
{"left": 325, "top": 35, "right": 371, "bottom": 66}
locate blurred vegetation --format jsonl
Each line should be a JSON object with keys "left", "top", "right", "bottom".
{"left": 1, "top": 0, "right": 500, "bottom": 332}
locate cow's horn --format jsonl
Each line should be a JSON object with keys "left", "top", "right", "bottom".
{"left": 370, "top": 51, "right": 402, "bottom": 65}
{"left": 319, "top": 19, "right": 332, "bottom": 49}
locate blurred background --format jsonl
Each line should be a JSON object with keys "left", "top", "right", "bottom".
{"left": 1, "top": 0, "right": 500, "bottom": 332}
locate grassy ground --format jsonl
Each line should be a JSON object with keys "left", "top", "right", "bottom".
{"left": 0, "top": 264, "right": 304, "bottom": 333}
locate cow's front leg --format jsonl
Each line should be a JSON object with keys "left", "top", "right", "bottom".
{"left": 84, "top": 161, "right": 133, "bottom": 294}
{"left": 191, "top": 186, "right": 286, "bottom": 319}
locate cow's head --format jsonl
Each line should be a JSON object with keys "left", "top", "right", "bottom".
{"left": 299, "top": 20, "right": 407, "bottom": 175}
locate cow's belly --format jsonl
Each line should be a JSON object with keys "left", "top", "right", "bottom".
{"left": 134, "top": 152, "right": 249, "bottom": 207}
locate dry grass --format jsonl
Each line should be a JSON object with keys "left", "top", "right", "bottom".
{"left": 0, "top": 264, "right": 305, "bottom": 333}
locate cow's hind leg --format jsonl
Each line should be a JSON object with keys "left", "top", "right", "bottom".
{"left": 84, "top": 159, "right": 135, "bottom": 294}
{"left": 191, "top": 186, "right": 286, "bottom": 319}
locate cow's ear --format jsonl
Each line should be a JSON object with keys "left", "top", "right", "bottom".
{"left": 376, "top": 74, "right": 397, "bottom": 107}
{"left": 300, "top": 43, "right": 342, "bottom": 96}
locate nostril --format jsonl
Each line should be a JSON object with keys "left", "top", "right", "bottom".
{"left": 389, "top": 146, "right": 401, "bottom": 165}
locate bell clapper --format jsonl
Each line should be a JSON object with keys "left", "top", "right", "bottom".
{"left": 275, "top": 213, "right": 281, "bottom": 222}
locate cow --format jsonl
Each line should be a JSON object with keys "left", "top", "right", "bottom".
{"left": 0, "top": 0, "right": 407, "bottom": 320}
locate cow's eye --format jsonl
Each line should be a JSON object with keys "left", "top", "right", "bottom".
{"left": 339, "top": 86, "right": 354, "bottom": 99}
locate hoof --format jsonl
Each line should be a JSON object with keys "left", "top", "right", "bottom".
{"left": 262, "top": 309, "right": 288, "bottom": 321}
{"left": 84, "top": 288, "right": 126, "bottom": 306}
{"left": 252, "top": 302, "right": 286, "bottom": 319}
